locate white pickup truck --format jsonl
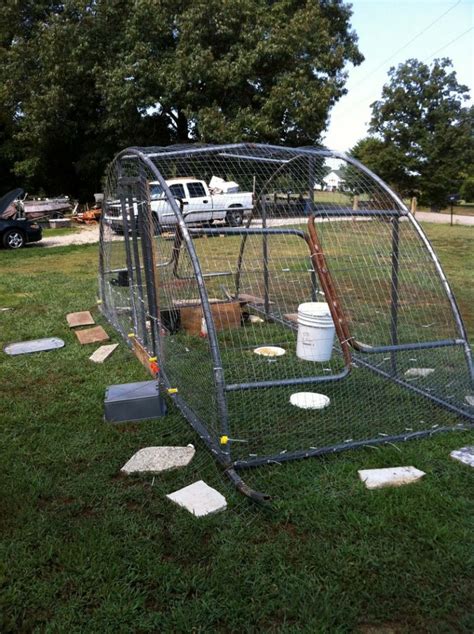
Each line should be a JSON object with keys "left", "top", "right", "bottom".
{"left": 106, "top": 177, "right": 253, "bottom": 233}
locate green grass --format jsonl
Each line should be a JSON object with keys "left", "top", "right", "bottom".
{"left": 1, "top": 225, "right": 474, "bottom": 632}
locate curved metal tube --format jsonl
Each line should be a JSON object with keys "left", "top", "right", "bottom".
{"left": 113, "top": 148, "right": 232, "bottom": 453}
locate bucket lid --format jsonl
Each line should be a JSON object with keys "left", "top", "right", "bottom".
{"left": 297, "top": 302, "right": 332, "bottom": 319}
{"left": 290, "top": 392, "right": 330, "bottom": 410}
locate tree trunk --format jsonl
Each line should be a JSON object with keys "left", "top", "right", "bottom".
{"left": 176, "top": 110, "right": 189, "bottom": 142}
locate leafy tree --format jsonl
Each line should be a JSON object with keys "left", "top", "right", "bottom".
{"left": 0, "top": 0, "right": 363, "bottom": 199}
{"left": 460, "top": 177, "right": 474, "bottom": 203}
{"left": 364, "top": 58, "right": 472, "bottom": 210}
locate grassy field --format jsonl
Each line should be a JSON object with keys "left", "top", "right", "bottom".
{"left": 0, "top": 223, "right": 473, "bottom": 632}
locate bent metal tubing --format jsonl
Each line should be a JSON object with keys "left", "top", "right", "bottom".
{"left": 100, "top": 144, "right": 474, "bottom": 503}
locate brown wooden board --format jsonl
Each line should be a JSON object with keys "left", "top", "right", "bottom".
{"left": 180, "top": 302, "right": 242, "bottom": 336}
{"left": 75, "top": 325, "right": 109, "bottom": 345}
{"left": 173, "top": 298, "right": 223, "bottom": 307}
{"left": 236, "top": 293, "right": 274, "bottom": 306}
{"left": 131, "top": 337, "right": 156, "bottom": 376}
{"left": 67, "top": 311, "right": 95, "bottom": 328}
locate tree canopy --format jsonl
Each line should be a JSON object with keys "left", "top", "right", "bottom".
{"left": 0, "top": 0, "right": 362, "bottom": 199}
{"left": 350, "top": 58, "right": 472, "bottom": 209}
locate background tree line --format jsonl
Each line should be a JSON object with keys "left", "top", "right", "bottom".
{"left": 349, "top": 58, "right": 473, "bottom": 210}
{"left": 0, "top": 0, "right": 362, "bottom": 201}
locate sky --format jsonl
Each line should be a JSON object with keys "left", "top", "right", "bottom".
{"left": 323, "top": 0, "right": 474, "bottom": 151}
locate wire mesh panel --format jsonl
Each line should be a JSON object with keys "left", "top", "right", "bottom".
{"left": 100, "top": 143, "right": 474, "bottom": 499}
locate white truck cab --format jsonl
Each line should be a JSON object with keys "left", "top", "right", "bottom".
{"left": 104, "top": 177, "right": 253, "bottom": 233}
{"left": 149, "top": 178, "right": 253, "bottom": 228}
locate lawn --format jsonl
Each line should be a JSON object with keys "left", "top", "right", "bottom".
{"left": 0, "top": 222, "right": 473, "bottom": 632}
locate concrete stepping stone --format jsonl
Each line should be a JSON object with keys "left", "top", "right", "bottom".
{"left": 75, "top": 325, "right": 109, "bottom": 345}
{"left": 4, "top": 337, "right": 64, "bottom": 356}
{"left": 66, "top": 311, "right": 95, "bottom": 327}
{"left": 166, "top": 480, "right": 227, "bottom": 517}
{"left": 404, "top": 368, "right": 434, "bottom": 378}
{"left": 450, "top": 447, "right": 474, "bottom": 467}
{"left": 358, "top": 466, "right": 426, "bottom": 490}
{"left": 465, "top": 395, "right": 474, "bottom": 407}
{"left": 89, "top": 343, "right": 118, "bottom": 363}
{"left": 121, "top": 445, "right": 195, "bottom": 475}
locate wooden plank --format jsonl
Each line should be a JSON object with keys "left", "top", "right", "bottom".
{"left": 89, "top": 343, "right": 119, "bottom": 363}
{"left": 173, "top": 298, "right": 223, "bottom": 307}
{"left": 75, "top": 325, "right": 109, "bottom": 345}
{"left": 236, "top": 293, "right": 274, "bottom": 306}
{"left": 66, "top": 311, "right": 95, "bottom": 328}
{"left": 131, "top": 337, "right": 156, "bottom": 376}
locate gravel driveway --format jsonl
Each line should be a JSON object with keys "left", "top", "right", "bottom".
{"left": 40, "top": 225, "right": 108, "bottom": 248}
{"left": 38, "top": 211, "right": 474, "bottom": 249}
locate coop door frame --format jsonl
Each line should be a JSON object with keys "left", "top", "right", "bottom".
{"left": 117, "top": 175, "right": 162, "bottom": 361}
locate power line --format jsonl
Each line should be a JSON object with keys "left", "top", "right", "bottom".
{"left": 344, "top": 0, "right": 462, "bottom": 95}
{"left": 422, "top": 26, "right": 474, "bottom": 62}
{"left": 334, "top": 2, "right": 468, "bottom": 119}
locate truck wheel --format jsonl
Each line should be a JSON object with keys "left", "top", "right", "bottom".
{"left": 226, "top": 208, "right": 244, "bottom": 227}
{"left": 3, "top": 229, "right": 25, "bottom": 249}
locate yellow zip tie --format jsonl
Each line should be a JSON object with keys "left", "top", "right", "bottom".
{"left": 220, "top": 435, "right": 229, "bottom": 445}
{"left": 148, "top": 357, "right": 157, "bottom": 363}
{"left": 128, "top": 332, "right": 135, "bottom": 338}
{"left": 96, "top": 299, "right": 102, "bottom": 304}
{"left": 167, "top": 388, "right": 178, "bottom": 394}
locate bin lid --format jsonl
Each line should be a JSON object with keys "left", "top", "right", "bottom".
{"left": 297, "top": 302, "right": 332, "bottom": 320}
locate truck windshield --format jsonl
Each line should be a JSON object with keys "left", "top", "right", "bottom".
{"left": 149, "top": 184, "right": 164, "bottom": 200}
{"left": 187, "top": 182, "right": 206, "bottom": 198}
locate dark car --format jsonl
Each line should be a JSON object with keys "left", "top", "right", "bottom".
{"left": 0, "top": 217, "right": 42, "bottom": 249}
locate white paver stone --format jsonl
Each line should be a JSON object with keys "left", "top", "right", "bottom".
{"left": 166, "top": 480, "right": 227, "bottom": 517}
{"left": 358, "top": 466, "right": 426, "bottom": 490}
{"left": 465, "top": 395, "right": 474, "bottom": 407}
{"left": 450, "top": 447, "right": 474, "bottom": 468}
{"left": 404, "top": 368, "right": 434, "bottom": 378}
{"left": 89, "top": 343, "right": 119, "bottom": 363}
{"left": 121, "top": 445, "right": 195, "bottom": 475}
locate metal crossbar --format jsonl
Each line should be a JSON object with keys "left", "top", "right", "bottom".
{"left": 99, "top": 143, "right": 474, "bottom": 502}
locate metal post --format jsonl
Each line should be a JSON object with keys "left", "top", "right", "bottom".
{"left": 138, "top": 165, "right": 162, "bottom": 362}
{"left": 262, "top": 196, "right": 270, "bottom": 317}
{"left": 390, "top": 216, "right": 400, "bottom": 375}
{"left": 119, "top": 184, "right": 139, "bottom": 333}
{"left": 126, "top": 187, "right": 147, "bottom": 343}
{"left": 307, "top": 156, "right": 315, "bottom": 216}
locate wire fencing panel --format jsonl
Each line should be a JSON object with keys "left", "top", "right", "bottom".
{"left": 99, "top": 144, "right": 473, "bottom": 494}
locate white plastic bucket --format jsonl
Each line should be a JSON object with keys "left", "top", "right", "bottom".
{"left": 296, "top": 302, "right": 335, "bottom": 362}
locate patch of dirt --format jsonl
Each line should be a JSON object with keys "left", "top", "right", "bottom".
{"left": 38, "top": 225, "right": 121, "bottom": 248}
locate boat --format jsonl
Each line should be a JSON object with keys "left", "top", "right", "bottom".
{"left": 21, "top": 197, "right": 72, "bottom": 219}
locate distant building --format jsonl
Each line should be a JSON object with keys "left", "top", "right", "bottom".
{"left": 315, "top": 169, "right": 346, "bottom": 191}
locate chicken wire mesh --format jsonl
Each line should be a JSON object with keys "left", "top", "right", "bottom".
{"left": 99, "top": 143, "right": 474, "bottom": 500}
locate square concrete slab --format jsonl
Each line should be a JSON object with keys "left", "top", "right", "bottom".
{"left": 166, "top": 480, "right": 227, "bottom": 517}
{"left": 358, "top": 466, "right": 426, "bottom": 490}
{"left": 89, "top": 343, "right": 119, "bottom": 363}
{"left": 450, "top": 447, "right": 474, "bottom": 467}
{"left": 121, "top": 445, "right": 195, "bottom": 474}
{"left": 75, "top": 325, "right": 109, "bottom": 345}
{"left": 66, "top": 311, "right": 95, "bottom": 328}
{"left": 404, "top": 368, "right": 434, "bottom": 378}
